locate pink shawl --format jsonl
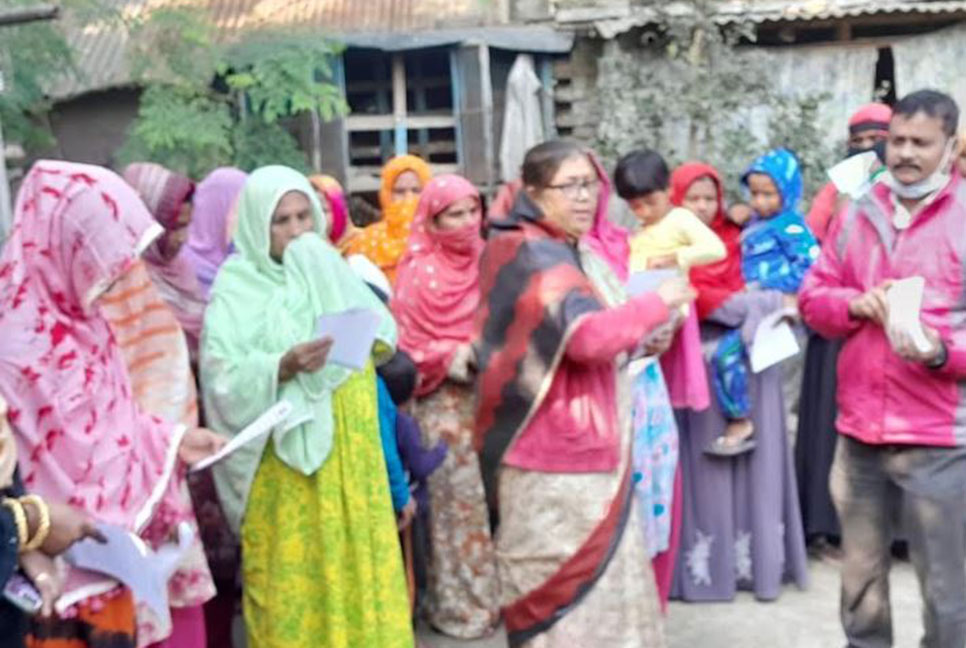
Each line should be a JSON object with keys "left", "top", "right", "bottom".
{"left": 583, "top": 153, "right": 630, "bottom": 282}
{"left": 123, "top": 163, "right": 206, "bottom": 353}
{"left": 391, "top": 174, "right": 483, "bottom": 396}
{"left": 0, "top": 160, "right": 189, "bottom": 608}
{"left": 182, "top": 167, "right": 247, "bottom": 299}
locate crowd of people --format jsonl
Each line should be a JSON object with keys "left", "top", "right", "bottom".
{"left": 1, "top": 86, "right": 965, "bottom": 648}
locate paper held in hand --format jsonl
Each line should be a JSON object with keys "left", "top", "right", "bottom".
{"left": 190, "top": 400, "right": 293, "bottom": 472}
{"left": 749, "top": 308, "right": 800, "bottom": 373}
{"left": 626, "top": 269, "right": 690, "bottom": 317}
{"left": 886, "top": 276, "right": 936, "bottom": 355}
{"left": 827, "top": 150, "right": 880, "bottom": 199}
{"left": 63, "top": 521, "right": 195, "bottom": 621}
{"left": 314, "top": 308, "right": 382, "bottom": 371}
{"left": 625, "top": 269, "right": 679, "bottom": 298}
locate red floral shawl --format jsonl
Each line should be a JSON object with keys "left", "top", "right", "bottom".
{"left": 392, "top": 174, "right": 483, "bottom": 396}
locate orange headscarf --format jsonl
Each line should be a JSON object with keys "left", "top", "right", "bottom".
{"left": 345, "top": 155, "right": 433, "bottom": 284}
{"left": 378, "top": 154, "right": 432, "bottom": 212}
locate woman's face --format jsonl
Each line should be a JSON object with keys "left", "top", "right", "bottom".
{"left": 269, "top": 191, "right": 315, "bottom": 262}
{"left": 682, "top": 176, "right": 719, "bottom": 226}
{"left": 528, "top": 154, "right": 599, "bottom": 239}
{"left": 160, "top": 202, "right": 193, "bottom": 261}
{"left": 434, "top": 196, "right": 481, "bottom": 232}
{"left": 391, "top": 170, "right": 423, "bottom": 204}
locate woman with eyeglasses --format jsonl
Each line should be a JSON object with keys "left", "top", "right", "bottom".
{"left": 474, "top": 140, "right": 693, "bottom": 647}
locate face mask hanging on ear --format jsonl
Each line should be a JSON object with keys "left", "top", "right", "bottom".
{"left": 882, "top": 138, "right": 956, "bottom": 201}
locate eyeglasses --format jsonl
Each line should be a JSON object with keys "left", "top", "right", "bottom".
{"left": 546, "top": 179, "right": 600, "bottom": 200}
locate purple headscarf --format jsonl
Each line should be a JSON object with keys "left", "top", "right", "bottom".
{"left": 183, "top": 167, "right": 247, "bottom": 298}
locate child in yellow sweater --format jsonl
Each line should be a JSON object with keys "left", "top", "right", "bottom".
{"left": 615, "top": 149, "right": 727, "bottom": 273}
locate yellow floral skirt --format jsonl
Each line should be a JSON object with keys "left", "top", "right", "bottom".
{"left": 241, "top": 367, "right": 413, "bottom": 648}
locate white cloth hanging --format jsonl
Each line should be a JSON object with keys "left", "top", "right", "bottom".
{"left": 499, "top": 54, "right": 545, "bottom": 182}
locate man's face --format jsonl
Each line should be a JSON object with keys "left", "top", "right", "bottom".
{"left": 848, "top": 130, "right": 886, "bottom": 153}
{"left": 886, "top": 112, "right": 951, "bottom": 185}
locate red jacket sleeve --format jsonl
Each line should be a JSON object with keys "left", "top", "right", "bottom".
{"left": 799, "top": 205, "right": 863, "bottom": 339}
{"left": 566, "top": 292, "right": 671, "bottom": 364}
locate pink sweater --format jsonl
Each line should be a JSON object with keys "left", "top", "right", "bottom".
{"left": 504, "top": 292, "right": 670, "bottom": 472}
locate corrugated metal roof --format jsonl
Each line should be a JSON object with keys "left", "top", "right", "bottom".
{"left": 47, "top": 0, "right": 506, "bottom": 99}
{"left": 714, "top": 0, "right": 966, "bottom": 23}
{"left": 562, "top": 0, "right": 966, "bottom": 35}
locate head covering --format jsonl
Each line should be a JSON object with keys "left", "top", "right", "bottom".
{"left": 122, "top": 163, "right": 195, "bottom": 231}
{"left": 391, "top": 174, "right": 483, "bottom": 395}
{"left": 123, "top": 162, "right": 206, "bottom": 352}
{"left": 308, "top": 174, "right": 356, "bottom": 251}
{"left": 741, "top": 148, "right": 803, "bottom": 216}
{"left": 848, "top": 103, "right": 893, "bottom": 135}
{"left": 0, "top": 397, "right": 16, "bottom": 490}
{"left": 201, "top": 167, "right": 397, "bottom": 529}
{"left": 583, "top": 151, "right": 630, "bottom": 282}
{"left": 183, "top": 167, "right": 247, "bottom": 299}
{"left": 740, "top": 150, "right": 819, "bottom": 293}
{"left": 671, "top": 163, "right": 745, "bottom": 320}
{"left": 344, "top": 155, "right": 433, "bottom": 284}
{"left": 0, "top": 160, "right": 193, "bottom": 607}
{"left": 378, "top": 154, "right": 432, "bottom": 212}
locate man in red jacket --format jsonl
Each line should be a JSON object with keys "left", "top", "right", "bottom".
{"left": 801, "top": 89, "right": 966, "bottom": 648}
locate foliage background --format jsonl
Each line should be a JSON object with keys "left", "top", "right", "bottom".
{"left": 0, "top": 2, "right": 347, "bottom": 179}
{"left": 0, "top": 0, "right": 116, "bottom": 152}
{"left": 116, "top": 9, "right": 348, "bottom": 177}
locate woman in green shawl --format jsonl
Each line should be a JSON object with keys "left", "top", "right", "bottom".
{"left": 200, "top": 166, "right": 413, "bottom": 648}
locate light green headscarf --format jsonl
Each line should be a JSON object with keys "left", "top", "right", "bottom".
{"left": 201, "top": 165, "right": 397, "bottom": 531}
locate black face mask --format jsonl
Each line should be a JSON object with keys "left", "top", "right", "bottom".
{"left": 846, "top": 140, "right": 887, "bottom": 163}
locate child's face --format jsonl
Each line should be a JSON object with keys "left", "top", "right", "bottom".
{"left": 628, "top": 189, "right": 671, "bottom": 226}
{"left": 681, "top": 176, "right": 719, "bottom": 226}
{"left": 747, "top": 173, "right": 783, "bottom": 219}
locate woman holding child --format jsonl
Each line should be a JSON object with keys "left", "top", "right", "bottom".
{"left": 669, "top": 161, "right": 809, "bottom": 602}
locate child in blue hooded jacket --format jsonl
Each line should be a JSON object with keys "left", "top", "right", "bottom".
{"left": 706, "top": 149, "right": 818, "bottom": 457}
{"left": 740, "top": 148, "right": 820, "bottom": 292}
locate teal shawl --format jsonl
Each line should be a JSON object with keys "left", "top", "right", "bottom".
{"left": 201, "top": 165, "right": 397, "bottom": 531}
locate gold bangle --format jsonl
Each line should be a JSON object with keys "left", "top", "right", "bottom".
{"left": 1, "top": 497, "right": 28, "bottom": 549}
{"left": 21, "top": 495, "right": 50, "bottom": 552}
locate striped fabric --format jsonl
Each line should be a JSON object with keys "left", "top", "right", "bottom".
{"left": 99, "top": 260, "right": 199, "bottom": 428}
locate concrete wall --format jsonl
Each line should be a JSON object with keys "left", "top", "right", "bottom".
{"left": 512, "top": 0, "right": 552, "bottom": 21}
{"left": 46, "top": 88, "right": 140, "bottom": 169}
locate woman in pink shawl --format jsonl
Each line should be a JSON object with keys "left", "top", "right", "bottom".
{"left": 122, "top": 163, "right": 207, "bottom": 356}
{"left": 0, "top": 161, "right": 224, "bottom": 647}
{"left": 182, "top": 167, "right": 247, "bottom": 300}
{"left": 391, "top": 175, "right": 500, "bottom": 639}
